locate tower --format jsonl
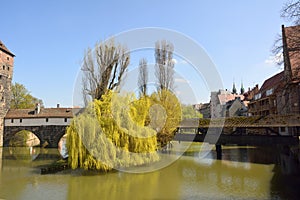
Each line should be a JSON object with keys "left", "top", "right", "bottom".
{"left": 0, "top": 41, "right": 14, "bottom": 146}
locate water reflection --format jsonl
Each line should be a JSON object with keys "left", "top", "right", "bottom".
{"left": 8, "top": 146, "right": 40, "bottom": 161}
{"left": 0, "top": 143, "right": 299, "bottom": 200}
{"left": 0, "top": 148, "right": 2, "bottom": 171}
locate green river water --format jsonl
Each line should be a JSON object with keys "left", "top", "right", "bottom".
{"left": 0, "top": 142, "right": 299, "bottom": 200}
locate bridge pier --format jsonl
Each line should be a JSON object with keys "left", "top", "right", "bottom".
{"left": 216, "top": 144, "right": 222, "bottom": 160}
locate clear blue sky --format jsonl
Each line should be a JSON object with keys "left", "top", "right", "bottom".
{"left": 1, "top": 0, "right": 292, "bottom": 107}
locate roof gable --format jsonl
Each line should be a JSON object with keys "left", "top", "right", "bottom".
{"left": 0, "top": 40, "right": 15, "bottom": 57}
{"left": 259, "top": 71, "right": 284, "bottom": 94}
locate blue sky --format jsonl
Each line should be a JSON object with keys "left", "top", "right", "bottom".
{"left": 1, "top": 0, "right": 291, "bottom": 107}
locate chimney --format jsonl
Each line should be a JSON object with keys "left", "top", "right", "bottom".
{"left": 35, "top": 103, "right": 40, "bottom": 114}
{"left": 57, "top": 103, "right": 60, "bottom": 108}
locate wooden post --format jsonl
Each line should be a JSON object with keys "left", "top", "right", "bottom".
{"left": 216, "top": 144, "right": 222, "bottom": 160}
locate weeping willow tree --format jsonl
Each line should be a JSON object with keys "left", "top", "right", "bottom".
{"left": 150, "top": 89, "right": 182, "bottom": 148}
{"left": 67, "top": 91, "right": 159, "bottom": 171}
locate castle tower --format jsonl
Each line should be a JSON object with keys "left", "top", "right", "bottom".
{"left": 0, "top": 41, "right": 14, "bottom": 146}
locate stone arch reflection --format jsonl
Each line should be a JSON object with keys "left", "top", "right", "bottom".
{"left": 8, "top": 130, "right": 40, "bottom": 161}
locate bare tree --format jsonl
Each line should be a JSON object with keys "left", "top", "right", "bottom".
{"left": 82, "top": 39, "right": 130, "bottom": 104}
{"left": 272, "top": 1, "right": 300, "bottom": 66}
{"left": 281, "top": 0, "right": 300, "bottom": 25}
{"left": 155, "top": 40, "right": 175, "bottom": 91}
{"left": 138, "top": 58, "right": 148, "bottom": 97}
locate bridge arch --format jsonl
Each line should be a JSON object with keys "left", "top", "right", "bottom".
{"left": 8, "top": 129, "right": 40, "bottom": 147}
{"left": 4, "top": 125, "right": 68, "bottom": 148}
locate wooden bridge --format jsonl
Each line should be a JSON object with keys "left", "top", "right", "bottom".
{"left": 173, "top": 115, "right": 300, "bottom": 146}
{"left": 173, "top": 115, "right": 300, "bottom": 159}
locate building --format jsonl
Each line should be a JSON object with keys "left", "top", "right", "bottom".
{"left": 278, "top": 24, "right": 300, "bottom": 115}
{"left": 248, "top": 72, "right": 284, "bottom": 116}
{"left": 4, "top": 106, "right": 76, "bottom": 127}
{"left": 243, "top": 84, "right": 259, "bottom": 101}
{"left": 248, "top": 25, "right": 300, "bottom": 117}
{"left": 225, "top": 97, "right": 248, "bottom": 117}
{"left": 210, "top": 89, "right": 246, "bottom": 118}
{"left": 0, "top": 41, "right": 14, "bottom": 146}
{"left": 247, "top": 25, "right": 300, "bottom": 135}
{"left": 196, "top": 103, "right": 211, "bottom": 118}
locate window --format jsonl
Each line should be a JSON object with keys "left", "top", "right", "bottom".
{"left": 46, "top": 118, "right": 49, "bottom": 122}
{"left": 7, "top": 57, "right": 9, "bottom": 61}
{"left": 20, "top": 119, "right": 22, "bottom": 123}
{"left": 280, "top": 127, "right": 286, "bottom": 132}
{"left": 2, "top": 65, "right": 5, "bottom": 70}
{"left": 254, "top": 93, "right": 261, "bottom": 100}
{"left": 266, "top": 88, "right": 273, "bottom": 96}
{"left": 7, "top": 66, "right": 9, "bottom": 71}
{"left": 11, "top": 119, "right": 14, "bottom": 123}
{"left": 64, "top": 118, "right": 67, "bottom": 122}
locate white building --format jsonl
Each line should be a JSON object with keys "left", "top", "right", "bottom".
{"left": 4, "top": 106, "right": 80, "bottom": 127}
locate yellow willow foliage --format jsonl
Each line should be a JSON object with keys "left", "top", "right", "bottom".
{"left": 66, "top": 91, "right": 159, "bottom": 171}
{"left": 150, "top": 89, "right": 182, "bottom": 148}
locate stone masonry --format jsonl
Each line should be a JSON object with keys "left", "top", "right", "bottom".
{"left": 0, "top": 41, "right": 14, "bottom": 146}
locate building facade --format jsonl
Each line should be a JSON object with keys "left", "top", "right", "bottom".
{"left": 248, "top": 72, "right": 284, "bottom": 116}
{"left": 0, "top": 41, "right": 14, "bottom": 146}
{"left": 210, "top": 89, "right": 246, "bottom": 118}
{"left": 248, "top": 25, "right": 300, "bottom": 117}
{"left": 247, "top": 25, "right": 300, "bottom": 135}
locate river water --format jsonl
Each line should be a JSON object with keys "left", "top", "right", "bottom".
{"left": 0, "top": 142, "right": 299, "bottom": 200}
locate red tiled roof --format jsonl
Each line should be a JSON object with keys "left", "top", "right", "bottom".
{"left": 5, "top": 108, "right": 76, "bottom": 119}
{"left": 259, "top": 71, "right": 284, "bottom": 94}
{"left": 218, "top": 94, "right": 244, "bottom": 105}
{"left": 0, "top": 40, "right": 15, "bottom": 57}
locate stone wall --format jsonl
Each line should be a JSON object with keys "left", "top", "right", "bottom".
{"left": 0, "top": 43, "right": 14, "bottom": 146}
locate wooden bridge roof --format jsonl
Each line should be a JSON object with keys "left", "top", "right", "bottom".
{"left": 179, "top": 115, "right": 300, "bottom": 128}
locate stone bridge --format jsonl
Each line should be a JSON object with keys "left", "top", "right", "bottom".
{"left": 3, "top": 107, "right": 77, "bottom": 148}
{"left": 3, "top": 125, "right": 68, "bottom": 148}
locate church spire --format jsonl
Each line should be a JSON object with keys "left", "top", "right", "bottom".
{"left": 240, "top": 81, "right": 245, "bottom": 94}
{"left": 232, "top": 82, "right": 237, "bottom": 94}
